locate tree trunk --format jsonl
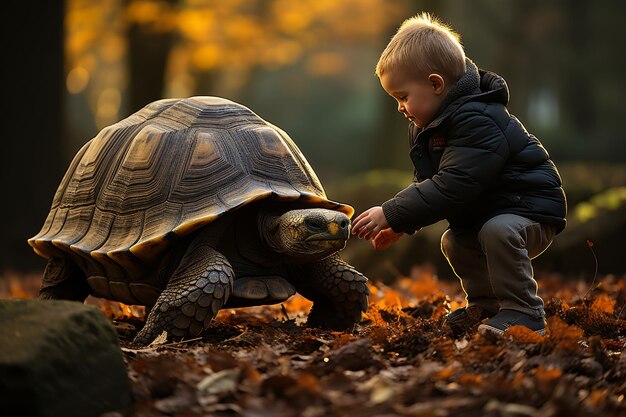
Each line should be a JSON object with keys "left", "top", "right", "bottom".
{"left": 126, "top": 3, "right": 176, "bottom": 114}
{"left": 2, "top": 2, "right": 64, "bottom": 270}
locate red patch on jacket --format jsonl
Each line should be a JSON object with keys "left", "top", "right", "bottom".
{"left": 431, "top": 136, "right": 446, "bottom": 150}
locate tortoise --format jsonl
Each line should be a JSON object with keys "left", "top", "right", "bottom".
{"left": 29, "top": 96, "right": 369, "bottom": 346}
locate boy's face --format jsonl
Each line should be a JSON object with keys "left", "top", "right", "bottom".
{"left": 380, "top": 69, "right": 446, "bottom": 128}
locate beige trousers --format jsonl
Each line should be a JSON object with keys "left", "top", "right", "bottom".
{"left": 441, "top": 214, "right": 556, "bottom": 319}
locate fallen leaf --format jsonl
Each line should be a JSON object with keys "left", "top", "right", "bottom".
{"left": 197, "top": 368, "right": 240, "bottom": 395}
{"left": 149, "top": 330, "right": 168, "bottom": 347}
{"left": 591, "top": 294, "right": 616, "bottom": 314}
{"left": 505, "top": 325, "right": 545, "bottom": 343}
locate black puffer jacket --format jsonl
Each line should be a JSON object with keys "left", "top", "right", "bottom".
{"left": 381, "top": 58, "right": 567, "bottom": 233}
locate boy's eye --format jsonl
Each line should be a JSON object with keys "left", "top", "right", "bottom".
{"left": 399, "top": 96, "right": 407, "bottom": 101}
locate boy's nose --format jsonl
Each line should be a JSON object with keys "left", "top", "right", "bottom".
{"left": 397, "top": 103, "right": 405, "bottom": 113}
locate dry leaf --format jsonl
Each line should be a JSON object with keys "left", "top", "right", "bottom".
{"left": 149, "top": 330, "right": 168, "bottom": 347}
{"left": 591, "top": 294, "right": 616, "bottom": 314}
{"left": 505, "top": 325, "right": 545, "bottom": 343}
{"left": 197, "top": 368, "right": 240, "bottom": 395}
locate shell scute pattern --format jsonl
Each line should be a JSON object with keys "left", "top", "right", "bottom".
{"left": 29, "top": 97, "right": 352, "bottom": 276}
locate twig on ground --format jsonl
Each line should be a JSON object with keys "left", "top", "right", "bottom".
{"left": 582, "top": 240, "right": 600, "bottom": 305}
{"left": 218, "top": 329, "right": 253, "bottom": 346}
{"left": 121, "top": 336, "right": 203, "bottom": 353}
{"left": 159, "top": 336, "right": 203, "bottom": 348}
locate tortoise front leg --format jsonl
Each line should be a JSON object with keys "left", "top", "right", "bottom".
{"left": 291, "top": 254, "right": 370, "bottom": 330}
{"left": 133, "top": 244, "right": 234, "bottom": 346}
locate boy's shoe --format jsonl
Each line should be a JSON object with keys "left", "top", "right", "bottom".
{"left": 478, "top": 309, "right": 546, "bottom": 336}
{"left": 444, "top": 305, "right": 497, "bottom": 333}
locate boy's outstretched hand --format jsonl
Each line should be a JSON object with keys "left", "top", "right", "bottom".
{"left": 371, "top": 228, "right": 403, "bottom": 250}
{"left": 351, "top": 206, "right": 390, "bottom": 240}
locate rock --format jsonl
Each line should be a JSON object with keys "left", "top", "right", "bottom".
{"left": 0, "top": 299, "right": 131, "bottom": 417}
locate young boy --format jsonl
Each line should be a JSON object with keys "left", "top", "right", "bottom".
{"left": 352, "top": 13, "right": 567, "bottom": 335}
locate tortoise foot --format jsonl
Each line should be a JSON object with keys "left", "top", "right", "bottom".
{"left": 306, "top": 288, "right": 369, "bottom": 331}
{"left": 132, "top": 245, "right": 234, "bottom": 346}
{"left": 293, "top": 255, "right": 370, "bottom": 332}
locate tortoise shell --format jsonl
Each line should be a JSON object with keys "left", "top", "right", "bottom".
{"left": 29, "top": 96, "right": 353, "bottom": 275}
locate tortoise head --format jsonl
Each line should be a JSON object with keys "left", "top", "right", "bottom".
{"left": 260, "top": 208, "right": 350, "bottom": 262}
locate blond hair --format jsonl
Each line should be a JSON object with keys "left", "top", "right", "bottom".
{"left": 376, "top": 13, "right": 466, "bottom": 84}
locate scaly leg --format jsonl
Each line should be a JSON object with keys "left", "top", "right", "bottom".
{"left": 39, "top": 257, "right": 90, "bottom": 301}
{"left": 291, "top": 254, "right": 369, "bottom": 330}
{"left": 133, "top": 241, "right": 233, "bottom": 346}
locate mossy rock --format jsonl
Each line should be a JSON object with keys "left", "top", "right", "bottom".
{"left": 0, "top": 299, "right": 131, "bottom": 417}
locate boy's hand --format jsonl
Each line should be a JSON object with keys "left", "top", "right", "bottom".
{"left": 351, "top": 206, "right": 390, "bottom": 240}
{"left": 371, "top": 228, "right": 403, "bottom": 250}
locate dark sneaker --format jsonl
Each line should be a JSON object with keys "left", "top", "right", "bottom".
{"left": 444, "top": 305, "right": 497, "bottom": 333}
{"left": 478, "top": 309, "right": 546, "bottom": 336}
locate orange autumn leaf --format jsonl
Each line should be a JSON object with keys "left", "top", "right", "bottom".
{"left": 434, "top": 367, "right": 454, "bottom": 380}
{"left": 547, "top": 316, "right": 584, "bottom": 339}
{"left": 8, "top": 280, "right": 31, "bottom": 299}
{"left": 366, "top": 325, "right": 393, "bottom": 345}
{"left": 586, "top": 389, "right": 610, "bottom": 408}
{"left": 510, "top": 371, "right": 526, "bottom": 389}
{"left": 333, "top": 333, "right": 357, "bottom": 348}
{"left": 504, "top": 325, "right": 546, "bottom": 343}
{"left": 459, "top": 374, "right": 483, "bottom": 385}
{"left": 534, "top": 365, "right": 563, "bottom": 385}
{"left": 86, "top": 296, "right": 145, "bottom": 319}
{"left": 590, "top": 293, "right": 615, "bottom": 314}
{"left": 283, "top": 293, "right": 313, "bottom": 313}
{"left": 547, "top": 316, "right": 585, "bottom": 351}
{"left": 397, "top": 273, "right": 439, "bottom": 297}
{"left": 363, "top": 304, "right": 388, "bottom": 326}
{"left": 297, "top": 372, "right": 322, "bottom": 395}
{"left": 242, "top": 363, "right": 263, "bottom": 383}
{"left": 458, "top": 373, "right": 483, "bottom": 386}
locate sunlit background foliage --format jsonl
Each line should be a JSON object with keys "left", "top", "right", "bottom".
{"left": 64, "top": 0, "right": 405, "bottom": 173}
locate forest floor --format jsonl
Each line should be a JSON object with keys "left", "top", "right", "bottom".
{"left": 1, "top": 267, "right": 626, "bottom": 417}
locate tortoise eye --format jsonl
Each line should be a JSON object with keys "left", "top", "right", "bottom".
{"left": 304, "top": 218, "right": 324, "bottom": 231}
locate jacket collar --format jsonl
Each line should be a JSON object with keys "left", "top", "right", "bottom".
{"left": 411, "top": 58, "right": 510, "bottom": 140}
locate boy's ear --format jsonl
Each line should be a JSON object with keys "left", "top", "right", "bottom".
{"left": 428, "top": 74, "right": 445, "bottom": 94}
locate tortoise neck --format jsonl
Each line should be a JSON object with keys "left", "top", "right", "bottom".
{"left": 258, "top": 210, "right": 283, "bottom": 252}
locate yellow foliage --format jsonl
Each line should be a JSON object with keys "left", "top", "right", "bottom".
{"left": 125, "top": 0, "right": 170, "bottom": 27}
{"left": 177, "top": 9, "right": 215, "bottom": 42}
{"left": 67, "top": 0, "right": 407, "bottom": 75}
{"left": 191, "top": 44, "right": 221, "bottom": 70}
{"left": 274, "top": 6, "right": 313, "bottom": 34}
{"left": 574, "top": 187, "right": 626, "bottom": 223}
{"left": 574, "top": 202, "right": 597, "bottom": 223}
{"left": 225, "top": 16, "right": 263, "bottom": 41}
{"left": 306, "top": 53, "right": 348, "bottom": 76}
{"left": 100, "top": 35, "right": 126, "bottom": 62}
{"left": 66, "top": 67, "right": 90, "bottom": 94}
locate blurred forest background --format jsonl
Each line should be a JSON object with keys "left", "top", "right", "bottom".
{"left": 3, "top": 0, "right": 626, "bottom": 281}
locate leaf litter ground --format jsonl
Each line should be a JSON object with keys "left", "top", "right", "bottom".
{"left": 2, "top": 268, "right": 626, "bottom": 417}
